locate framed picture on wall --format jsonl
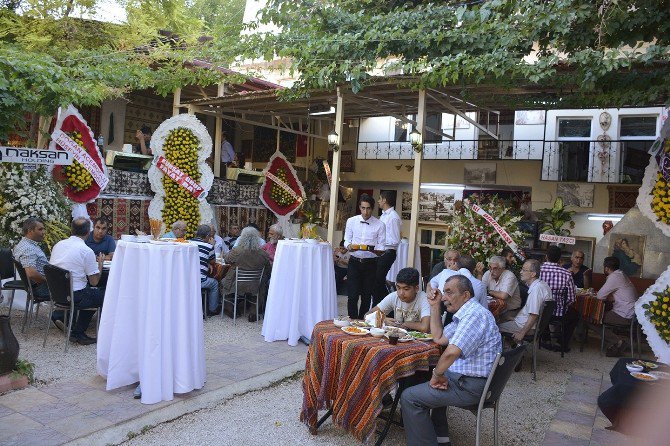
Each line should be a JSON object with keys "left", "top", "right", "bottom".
{"left": 607, "top": 233, "right": 645, "bottom": 278}
{"left": 570, "top": 236, "right": 596, "bottom": 269}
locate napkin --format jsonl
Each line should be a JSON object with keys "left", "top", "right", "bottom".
{"left": 364, "top": 309, "right": 385, "bottom": 328}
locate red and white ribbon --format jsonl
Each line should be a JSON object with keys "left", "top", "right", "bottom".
{"left": 52, "top": 130, "right": 108, "bottom": 189}
{"left": 154, "top": 156, "right": 206, "bottom": 200}
{"left": 468, "top": 202, "right": 525, "bottom": 261}
{"left": 322, "top": 160, "right": 332, "bottom": 186}
{"left": 266, "top": 171, "right": 304, "bottom": 203}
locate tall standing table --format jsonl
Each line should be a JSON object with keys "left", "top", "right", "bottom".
{"left": 262, "top": 239, "right": 338, "bottom": 346}
{"left": 96, "top": 240, "right": 206, "bottom": 404}
{"left": 386, "top": 240, "right": 422, "bottom": 282}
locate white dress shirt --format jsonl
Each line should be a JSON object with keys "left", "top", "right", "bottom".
{"left": 49, "top": 236, "right": 100, "bottom": 291}
{"left": 430, "top": 268, "right": 487, "bottom": 308}
{"left": 344, "top": 215, "right": 386, "bottom": 259}
{"left": 379, "top": 206, "right": 401, "bottom": 249}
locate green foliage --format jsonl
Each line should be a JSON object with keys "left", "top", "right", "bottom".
{"left": 11, "top": 359, "right": 35, "bottom": 384}
{"left": 536, "top": 197, "right": 576, "bottom": 236}
{"left": 642, "top": 287, "right": 670, "bottom": 344}
{"left": 244, "top": 0, "right": 670, "bottom": 105}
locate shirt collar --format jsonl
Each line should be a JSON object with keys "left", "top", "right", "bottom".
{"left": 69, "top": 236, "right": 86, "bottom": 245}
{"left": 382, "top": 207, "right": 395, "bottom": 215}
{"left": 452, "top": 298, "right": 476, "bottom": 322}
{"left": 22, "top": 237, "right": 41, "bottom": 247}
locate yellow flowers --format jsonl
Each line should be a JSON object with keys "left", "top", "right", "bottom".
{"left": 650, "top": 172, "right": 670, "bottom": 225}
{"left": 270, "top": 167, "right": 295, "bottom": 207}
{"left": 643, "top": 286, "right": 670, "bottom": 344}
{"left": 62, "top": 132, "right": 93, "bottom": 192}
{"left": 161, "top": 127, "right": 201, "bottom": 238}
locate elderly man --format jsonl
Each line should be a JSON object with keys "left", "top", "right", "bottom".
{"left": 401, "top": 275, "right": 502, "bottom": 446}
{"left": 261, "top": 224, "right": 283, "bottom": 264}
{"left": 13, "top": 217, "right": 50, "bottom": 300}
{"left": 85, "top": 217, "right": 116, "bottom": 260}
{"left": 481, "top": 255, "right": 521, "bottom": 321}
{"left": 50, "top": 218, "right": 105, "bottom": 345}
{"left": 367, "top": 268, "right": 430, "bottom": 333}
{"left": 597, "top": 256, "right": 638, "bottom": 357}
{"left": 190, "top": 224, "right": 220, "bottom": 316}
{"left": 223, "top": 223, "right": 240, "bottom": 250}
{"left": 563, "top": 249, "right": 591, "bottom": 289}
{"left": 163, "top": 220, "right": 187, "bottom": 239}
{"left": 499, "top": 259, "right": 553, "bottom": 342}
{"left": 540, "top": 245, "right": 577, "bottom": 352}
{"left": 430, "top": 249, "right": 460, "bottom": 280}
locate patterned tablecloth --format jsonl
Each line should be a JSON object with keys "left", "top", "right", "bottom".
{"left": 574, "top": 293, "right": 605, "bottom": 324}
{"left": 301, "top": 321, "right": 441, "bottom": 442}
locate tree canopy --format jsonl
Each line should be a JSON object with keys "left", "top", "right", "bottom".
{"left": 243, "top": 0, "right": 670, "bottom": 107}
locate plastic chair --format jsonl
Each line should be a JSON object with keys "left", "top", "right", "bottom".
{"left": 0, "top": 249, "right": 25, "bottom": 317}
{"left": 43, "top": 264, "right": 101, "bottom": 352}
{"left": 457, "top": 345, "right": 527, "bottom": 446}
{"left": 502, "top": 300, "right": 556, "bottom": 381}
{"left": 222, "top": 267, "right": 264, "bottom": 324}
{"left": 13, "top": 260, "right": 51, "bottom": 333}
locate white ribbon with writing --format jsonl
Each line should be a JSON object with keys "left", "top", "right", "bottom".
{"left": 153, "top": 156, "right": 207, "bottom": 200}
{"left": 468, "top": 201, "right": 525, "bottom": 260}
{"left": 266, "top": 171, "right": 304, "bottom": 203}
{"left": 52, "top": 130, "right": 108, "bottom": 189}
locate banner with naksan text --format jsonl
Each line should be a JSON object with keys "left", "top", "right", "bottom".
{"left": 1, "top": 146, "right": 72, "bottom": 166}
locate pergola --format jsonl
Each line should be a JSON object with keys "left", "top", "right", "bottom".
{"left": 181, "top": 76, "right": 558, "bottom": 265}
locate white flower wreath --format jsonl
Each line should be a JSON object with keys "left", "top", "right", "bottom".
{"left": 637, "top": 158, "right": 670, "bottom": 237}
{"left": 635, "top": 265, "right": 670, "bottom": 365}
{"left": 148, "top": 114, "right": 214, "bottom": 226}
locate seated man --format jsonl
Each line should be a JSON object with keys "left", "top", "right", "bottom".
{"left": 541, "top": 245, "right": 577, "bottom": 352}
{"left": 223, "top": 223, "right": 240, "bottom": 251}
{"left": 481, "top": 255, "right": 522, "bottom": 321}
{"left": 163, "top": 220, "right": 187, "bottom": 239}
{"left": 191, "top": 225, "right": 220, "bottom": 316}
{"left": 401, "top": 275, "right": 502, "bottom": 446}
{"left": 261, "top": 224, "right": 283, "bottom": 264}
{"left": 209, "top": 223, "right": 229, "bottom": 259}
{"left": 49, "top": 218, "right": 105, "bottom": 345}
{"left": 429, "top": 249, "right": 460, "bottom": 280}
{"left": 366, "top": 267, "right": 430, "bottom": 333}
{"left": 597, "top": 256, "right": 638, "bottom": 357}
{"left": 13, "top": 217, "right": 50, "bottom": 300}
{"left": 498, "top": 259, "right": 553, "bottom": 342}
{"left": 85, "top": 217, "right": 116, "bottom": 260}
{"left": 563, "top": 249, "right": 592, "bottom": 289}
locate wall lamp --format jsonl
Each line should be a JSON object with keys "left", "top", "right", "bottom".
{"left": 328, "top": 130, "right": 339, "bottom": 152}
{"left": 409, "top": 129, "right": 422, "bottom": 153}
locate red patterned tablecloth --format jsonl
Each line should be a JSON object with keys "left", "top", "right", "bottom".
{"left": 574, "top": 293, "right": 605, "bottom": 324}
{"left": 301, "top": 321, "right": 441, "bottom": 442}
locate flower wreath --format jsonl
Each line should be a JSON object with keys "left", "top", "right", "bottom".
{"left": 635, "top": 264, "right": 670, "bottom": 364}
{"left": 637, "top": 117, "right": 670, "bottom": 236}
{"left": 49, "top": 105, "right": 108, "bottom": 219}
{"left": 259, "top": 151, "right": 306, "bottom": 237}
{"left": 148, "top": 114, "right": 214, "bottom": 236}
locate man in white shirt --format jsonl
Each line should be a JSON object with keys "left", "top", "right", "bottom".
{"left": 367, "top": 268, "right": 430, "bottom": 333}
{"left": 344, "top": 194, "right": 386, "bottom": 319}
{"left": 373, "top": 191, "right": 402, "bottom": 306}
{"left": 49, "top": 217, "right": 105, "bottom": 345}
{"left": 482, "top": 255, "right": 522, "bottom": 321}
{"left": 220, "top": 131, "right": 235, "bottom": 168}
{"left": 498, "top": 259, "right": 553, "bottom": 342}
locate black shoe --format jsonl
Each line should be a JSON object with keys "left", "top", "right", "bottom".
{"left": 53, "top": 319, "right": 66, "bottom": 333}
{"left": 70, "top": 334, "right": 96, "bottom": 345}
{"left": 540, "top": 341, "right": 559, "bottom": 351}
{"left": 248, "top": 313, "right": 257, "bottom": 322}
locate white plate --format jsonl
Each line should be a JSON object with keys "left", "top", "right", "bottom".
{"left": 631, "top": 372, "right": 658, "bottom": 382}
{"left": 333, "top": 319, "right": 350, "bottom": 327}
{"left": 649, "top": 371, "right": 670, "bottom": 380}
{"left": 341, "top": 326, "right": 369, "bottom": 336}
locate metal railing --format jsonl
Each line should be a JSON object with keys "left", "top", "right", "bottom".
{"left": 356, "top": 139, "right": 652, "bottom": 184}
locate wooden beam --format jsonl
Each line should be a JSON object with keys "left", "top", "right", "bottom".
{"left": 408, "top": 89, "right": 426, "bottom": 268}
{"left": 213, "top": 83, "right": 224, "bottom": 177}
{"left": 327, "top": 88, "right": 344, "bottom": 244}
{"left": 427, "top": 92, "right": 498, "bottom": 140}
{"left": 172, "top": 88, "right": 182, "bottom": 116}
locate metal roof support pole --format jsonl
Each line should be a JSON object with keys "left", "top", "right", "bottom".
{"left": 213, "top": 83, "right": 224, "bottom": 177}
{"left": 327, "top": 88, "right": 344, "bottom": 244}
{"left": 408, "top": 89, "right": 426, "bottom": 268}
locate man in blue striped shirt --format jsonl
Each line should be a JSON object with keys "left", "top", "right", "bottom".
{"left": 401, "top": 275, "right": 502, "bottom": 446}
{"left": 191, "top": 225, "right": 219, "bottom": 316}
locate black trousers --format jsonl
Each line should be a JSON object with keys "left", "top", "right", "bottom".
{"left": 347, "top": 257, "right": 377, "bottom": 319}
{"left": 373, "top": 250, "right": 397, "bottom": 306}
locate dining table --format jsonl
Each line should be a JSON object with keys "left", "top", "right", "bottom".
{"left": 261, "top": 239, "right": 338, "bottom": 346}
{"left": 96, "top": 239, "right": 206, "bottom": 404}
{"left": 301, "top": 321, "right": 441, "bottom": 443}
{"left": 573, "top": 291, "right": 605, "bottom": 352}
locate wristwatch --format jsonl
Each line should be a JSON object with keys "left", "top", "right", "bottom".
{"left": 432, "top": 369, "right": 443, "bottom": 378}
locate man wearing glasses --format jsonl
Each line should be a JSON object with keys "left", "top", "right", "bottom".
{"left": 481, "top": 255, "right": 521, "bottom": 321}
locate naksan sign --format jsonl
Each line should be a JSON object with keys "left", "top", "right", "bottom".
{"left": 539, "top": 233, "right": 576, "bottom": 245}
{"left": 0, "top": 146, "right": 72, "bottom": 166}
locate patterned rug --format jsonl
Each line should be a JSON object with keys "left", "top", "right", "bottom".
{"left": 213, "top": 205, "right": 274, "bottom": 237}
{"left": 87, "top": 198, "right": 151, "bottom": 239}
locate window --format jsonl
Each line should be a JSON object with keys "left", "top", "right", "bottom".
{"left": 619, "top": 116, "right": 657, "bottom": 183}
{"left": 557, "top": 119, "right": 592, "bottom": 181}
{"left": 558, "top": 119, "right": 592, "bottom": 138}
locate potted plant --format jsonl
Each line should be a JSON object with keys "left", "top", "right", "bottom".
{"left": 299, "top": 200, "right": 323, "bottom": 239}
{"left": 536, "top": 197, "right": 576, "bottom": 237}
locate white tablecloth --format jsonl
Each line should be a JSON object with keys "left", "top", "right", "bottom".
{"left": 386, "top": 241, "right": 422, "bottom": 282}
{"left": 96, "top": 240, "right": 205, "bottom": 404}
{"left": 262, "top": 240, "right": 338, "bottom": 346}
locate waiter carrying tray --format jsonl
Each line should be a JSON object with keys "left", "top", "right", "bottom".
{"left": 344, "top": 193, "right": 386, "bottom": 319}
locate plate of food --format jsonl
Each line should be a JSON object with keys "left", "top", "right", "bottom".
{"left": 350, "top": 320, "right": 371, "bottom": 328}
{"left": 334, "top": 316, "right": 350, "bottom": 327}
{"left": 626, "top": 363, "right": 644, "bottom": 373}
{"left": 632, "top": 360, "right": 658, "bottom": 369}
{"left": 408, "top": 331, "right": 433, "bottom": 341}
{"left": 341, "top": 326, "right": 369, "bottom": 336}
{"left": 649, "top": 371, "right": 670, "bottom": 380}
{"left": 397, "top": 333, "right": 414, "bottom": 342}
{"left": 630, "top": 372, "right": 658, "bottom": 382}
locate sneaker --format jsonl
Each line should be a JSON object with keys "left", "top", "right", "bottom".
{"left": 133, "top": 384, "right": 142, "bottom": 399}
{"left": 53, "top": 319, "right": 66, "bottom": 333}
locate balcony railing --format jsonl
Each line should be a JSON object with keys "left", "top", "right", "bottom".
{"left": 356, "top": 139, "right": 653, "bottom": 184}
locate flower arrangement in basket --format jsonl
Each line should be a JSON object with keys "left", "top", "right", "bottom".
{"left": 259, "top": 151, "right": 306, "bottom": 238}
{"left": 642, "top": 287, "right": 670, "bottom": 344}
{"left": 148, "top": 114, "right": 214, "bottom": 239}
{"left": 637, "top": 119, "right": 670, "bottom": 236}
{"left": 636, "top": 265, "right": 670, "bottom": 364}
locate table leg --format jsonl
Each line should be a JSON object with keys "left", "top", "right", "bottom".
{"left": 310, "top": 408, "right": 333, "bottom": 435}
